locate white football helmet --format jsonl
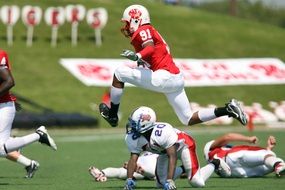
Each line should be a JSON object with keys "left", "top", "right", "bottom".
{"left": 128, "top": 106, "right": 156, "bottom": 134}
{"left": 121, "top": 4, "right": 150, "bottom": 37}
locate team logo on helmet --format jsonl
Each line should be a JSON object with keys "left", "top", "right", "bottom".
{"left": 140, "top": 113, "right": 151, "bottom": 123}
{"left": 128, "top": 8, "right": 142, "bottom": 19}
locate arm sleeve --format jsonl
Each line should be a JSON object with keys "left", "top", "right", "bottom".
{"left": 137, "top": 45, "right": 155, "bottom": 60}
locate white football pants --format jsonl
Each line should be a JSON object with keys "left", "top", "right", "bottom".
{"left": 226, "top": 149, "right": 283, "bottom": 177}
{"left": 0, "top": 101, "right": 40, "bottom": 157}
{"left": 114, "top": 66, "right": 192, "bottom": 125}
{"left": 0, "top": 101, "right": 15, "bottom": 144}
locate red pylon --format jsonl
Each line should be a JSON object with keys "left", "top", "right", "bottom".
{"left": 247, "top": 112, "right": 254, "bottom": 131}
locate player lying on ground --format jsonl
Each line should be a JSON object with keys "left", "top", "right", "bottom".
{"left": 98, "top": 4, "right": 247, "bottom": 128}
{"left": 204, "top": 133, "right": 285, "bottom": 178}
{"left": 89, "top": 151, "right": 160, "bottom": 182}
{"left": 123, "top": 106, "right": 230, "bottom": 190}
{"left": 89, "top": 151, "right": 187, "bottom": 182}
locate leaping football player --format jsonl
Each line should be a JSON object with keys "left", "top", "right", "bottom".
{"left": 98, "top": 4, "right": 247, "bottom": 128}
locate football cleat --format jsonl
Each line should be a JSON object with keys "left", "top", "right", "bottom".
{"left": 36, "top": 126, "right": 57, "bottom": 151}
{"left": 211, "top": 156, "right": 231, "bottom": 177}
{"left": 225, "top": 99, "right": 247, "bottom": 125}
{"left": 99, "top": 103, "right": 118, "bottom": 127}
{"left": 89, "top": 166, "right": 107, "bottom": 182}
{"left": 25, "top": 160, "right": 40, "bottom": 178}
{"left": 275, "top": 162, "right": 285, "bottom": 177}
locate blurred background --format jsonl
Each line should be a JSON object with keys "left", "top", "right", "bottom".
{"left": 1, "top": 0, "right": 285, "bottom": 130}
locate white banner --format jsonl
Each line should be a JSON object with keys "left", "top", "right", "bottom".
{"left": 59, "top": 58, "right": 285, "bottom": 87}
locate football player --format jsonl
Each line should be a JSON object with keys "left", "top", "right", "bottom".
{"left": 88, "top": 151, "right": 160, "bottom": 182}
{"left": 98, "top": 4, "right": 247, "bottom": 128}
{"left": 0, "top": 49, "right": 57, "bottom": 177}
{"left": 204, "top": 133, "right": 285, "bottom": 178}
{"left": 123, "top": 106, "right": 230, "bottom": 190}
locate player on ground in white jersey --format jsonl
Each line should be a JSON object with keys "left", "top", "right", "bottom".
{"left": 123, "top": 106, "right": 230, "bottom": 190}
{"left": 204, "top": 133, "right": 285, "bottom": 178}
{"left": 89, "top": 151, "right": 161, "bottom": 182}
{"left": 98, "top": 4, "right": 247, "bottom": 128}
{"left": 0, "top": 49, "right": 57, "bottom": 178}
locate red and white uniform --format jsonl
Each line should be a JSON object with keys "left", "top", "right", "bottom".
{"left": 126, "top": 122, "right": 214, "bottom": 187}
{"left": 131, "top": 25, "right": 179, "bottom": 74}
{"left": 116, "top": 25, "right": 192, "bottom": 125}
{"left": 0, "top": 49, "right": 16, "bottom": 151}
{"left": 204, "top": 140, "right": 281, "bottom": 177}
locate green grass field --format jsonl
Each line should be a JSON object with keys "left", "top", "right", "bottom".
{"left": 1, "top": 1, "right": 285, "bottom": 189}
{"left": 1, "top": 126, "right": 284, "bottom": 190}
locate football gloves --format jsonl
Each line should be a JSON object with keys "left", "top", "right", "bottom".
{"left": 124, "top": 178, "right": 136, "bottom": 190}
{"left": 164, "top": 179, "right": 177, "bottom": 190}
{"left": 120, "top": 49, "right": 139, "bottom": 61}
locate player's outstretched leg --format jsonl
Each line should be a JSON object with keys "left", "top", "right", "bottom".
{"left": 25, "top": 160, "right": 40, "bottom": 178}
{"left": 99, "top": 103, "right": 118, "bottom": 127}
{"left": 225, "top": 99, "right": 247, "bottom": 125}
{"left": 36, "top": 126, "right": 57, "bottom": 151}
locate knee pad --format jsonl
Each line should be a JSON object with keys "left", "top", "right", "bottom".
{"left": 189, "top": 175, "right": 205, "bottom": 188}
{"left": 114, "top": 66, "right": 132, "bottom": 82}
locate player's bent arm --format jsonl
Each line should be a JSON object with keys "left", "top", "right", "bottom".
{"left": 137, "top": 41, "right": 155, "bottom": 59}
{"left": 166, "top": 144, "right": 177, "bottom": 180}
{"left": 266, "top": 136, "right": 276, "bottom": 150}
{"left": 127, "top": 153, "right": 139, "bottom": 179}
{"left": 210, "top": 133, "right": 258, "bottom": 149}
{"left": 0, "top": 68, "right": 15, "bottom": 96}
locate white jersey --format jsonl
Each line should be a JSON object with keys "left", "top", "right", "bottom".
{"left": 125, "top": 122, "right": 182, "bottom": 155}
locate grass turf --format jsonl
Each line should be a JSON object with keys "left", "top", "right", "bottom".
{"left": 1, "top": 126, "right": 284, "bottom": 190}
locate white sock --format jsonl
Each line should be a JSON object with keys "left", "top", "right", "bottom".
{"left": 102, "top": 167, "right": 127, "bottom": 179}
{"left": 17, "top": 155, "right": 32, "bottom": 167}
{"left": 4, "top": 133, "right": 40, "bottom": 153}
{"left": 102, "top": 167, "right": 145, "bottom": 180}
{"left": 264, "top": 156, "right": 284, "bottom": 169}
{"left": 200, "top": 163, "right": 215, "bottom": 181}
{"left": 198, "top": 108, "right": 217, "bottom": 122}
{"left": 110, "top": 86, "right": 123, "bottom": 104}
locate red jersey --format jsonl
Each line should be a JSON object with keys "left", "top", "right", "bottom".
{"left": 131, "top": 24, "right": 180, "bottom": 74}
{"left": 0, "top": 49, "right": 16, "bottom": 103}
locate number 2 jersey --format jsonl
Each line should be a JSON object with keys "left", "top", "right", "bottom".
{"left": 130, "top": 24, "right": 180, "bottom": 74}
{"left": 125, "top": 122, "right": 195, "bottom": 155}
